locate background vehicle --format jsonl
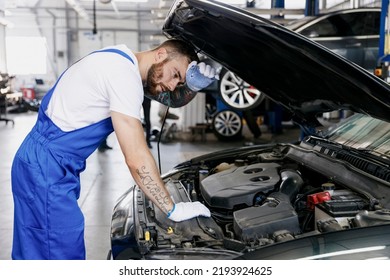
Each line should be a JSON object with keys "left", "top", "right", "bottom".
{"left": 287, "top": 7, "right": 380, "bottom": 73}
{"left": 205, "top": 8, "right": 380, "bottom": 140}
{"left": 202, "top": 57, "right": 278, "bottom": 141}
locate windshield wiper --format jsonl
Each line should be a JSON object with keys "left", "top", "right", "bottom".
{"left": 308, "top": 136, "right": 390, "bottom": 169}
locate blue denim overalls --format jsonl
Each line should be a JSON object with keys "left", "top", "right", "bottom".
{"left": 11, "top": 49, "right": 134, "bottom": 259}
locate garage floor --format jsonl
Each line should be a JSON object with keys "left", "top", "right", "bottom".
{"left": 0, "top": 110, "right": 301, "bottom": 260}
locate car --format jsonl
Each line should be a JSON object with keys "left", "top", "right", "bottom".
{"left": 202, "top": 7, "right": 381, "bottom": 140}
{"left": 200, "top": 57, "right": 267, "bottom": 141}
{"left": 109, "top": 0, "right": 390, "bottom": 260}
{"left": 286, "top": 7, "right": 380, "bottom": 73}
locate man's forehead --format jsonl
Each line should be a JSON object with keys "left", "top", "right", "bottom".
{"left": 181, "top": 61, "right": 189, "bottom": 81}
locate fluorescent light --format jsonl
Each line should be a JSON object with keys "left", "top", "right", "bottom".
{"left": 65, "top": 0, "right": 90, "bottom": 22}
{"left": 0, "top": 17, "right": 14, "bottom": 27}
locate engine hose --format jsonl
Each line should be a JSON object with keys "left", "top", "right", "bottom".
{"left": 279, "top": 169, "right": 304, "bottom": 203}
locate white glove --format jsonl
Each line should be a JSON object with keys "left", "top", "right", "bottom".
{"left": 167, "top": 202, "right": 211, "bottom": 222}
{"left": 186, "top": 61, "right": 219, "bottom": 92}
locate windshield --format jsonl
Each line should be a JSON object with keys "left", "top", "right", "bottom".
{"left": 324, "top": 114, "right": 390, "bottom": 158}
{"left": 284, "top": 16, "right": 316, "bottom": 30}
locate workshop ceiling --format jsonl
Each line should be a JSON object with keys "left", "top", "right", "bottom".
{"left": 2, "top": 0, "right": 379, "bottom": 44}
{"left": 3, "top": 0, "right": 307, "bottom": 26}
{"left": 3, "top": 0, "right": 178, "bottom": 44}
{"left": 3, "top": 0, "right": 381, "bottom": 23}
{"left": 4, "top": 0, "right": 174, "bottom": 21}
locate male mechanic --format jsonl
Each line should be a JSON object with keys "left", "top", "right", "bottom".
{"left": 11, "top": 39, "right": 218, "bottom": 259}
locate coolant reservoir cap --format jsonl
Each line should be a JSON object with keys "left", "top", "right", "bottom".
{"left": 322, "top": 182, "right": 335, "bottom": 194}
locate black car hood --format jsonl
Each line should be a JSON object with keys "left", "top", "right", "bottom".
{"left": 163, "top": 0, "right": 390, "bottom": 126}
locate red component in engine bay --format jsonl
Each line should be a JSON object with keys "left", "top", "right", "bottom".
{"left": 307, "top": 191, "right": 331, "bottom": 210}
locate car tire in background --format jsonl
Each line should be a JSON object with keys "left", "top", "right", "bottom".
{"left": 212, "top": 109, "right": 242, "bottom": 141}
{"left": 219, "top": 69, "right": 265, "bottom": 111}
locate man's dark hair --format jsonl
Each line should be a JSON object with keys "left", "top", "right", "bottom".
{"left": 158, "top": 39, "right": 199, "bottom": 63}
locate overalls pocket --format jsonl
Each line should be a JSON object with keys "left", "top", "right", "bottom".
{"left": 11, "top": 155, "right": 43, "bottom": 202}
{"left": 47, "top": 156, "right": 85, "bottom": 230}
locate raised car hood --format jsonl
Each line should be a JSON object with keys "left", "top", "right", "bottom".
{"left": 163, "top": 0, "right": 390, "bottom": 126}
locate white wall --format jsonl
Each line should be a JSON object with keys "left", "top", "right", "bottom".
{"left": 4, "top": 2, "right": 150, "bottom": 90}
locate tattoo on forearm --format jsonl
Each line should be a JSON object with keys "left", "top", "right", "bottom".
{"left": 136, "top": 166, "right": 170, "bottom": 212}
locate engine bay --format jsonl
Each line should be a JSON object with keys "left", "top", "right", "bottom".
{"left": 138, "top": 144, "right": 390, "bottom": 255}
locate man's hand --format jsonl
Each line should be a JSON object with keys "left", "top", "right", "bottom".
{"left": 167, "top": 201, "right": 211, "bottom": 222}
{"left": 186, "top": 61, "right": 219, "bottom": 92}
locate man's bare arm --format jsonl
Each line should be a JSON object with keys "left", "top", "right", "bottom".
{"left": 111, "top": 111, "right": 174, "bottom": 214}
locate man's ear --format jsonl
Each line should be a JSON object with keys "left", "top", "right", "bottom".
{"left": 155, "top": 47, "right": 168, "bottom": 63}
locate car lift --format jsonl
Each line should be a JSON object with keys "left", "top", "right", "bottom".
{"left": 374, "top": 0, "right": 390, "bottom": 81}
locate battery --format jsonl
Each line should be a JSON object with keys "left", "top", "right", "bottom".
{"left": 316, "top": 190, "right": 368, "bottom": 217}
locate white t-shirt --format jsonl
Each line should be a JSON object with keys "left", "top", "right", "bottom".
{"left": 46, "top": 45, "right": 143, "bottom": 132}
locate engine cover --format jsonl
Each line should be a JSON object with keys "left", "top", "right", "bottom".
{"left": 200, "top": 163, "right": 281, "bottom": 209}
{"left": 233, "top": 198, "right": 300, "bottom": 240}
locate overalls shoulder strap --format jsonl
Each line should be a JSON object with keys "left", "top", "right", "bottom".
{"left": 91, "top": 48, "right": 135, "bottom": 64}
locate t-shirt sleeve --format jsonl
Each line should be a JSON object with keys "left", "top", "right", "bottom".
{"left": 102, "top": 55, "right": 143, "bottom": 120}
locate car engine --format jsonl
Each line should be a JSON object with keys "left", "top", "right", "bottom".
{"left": 135, "top": 144, "right": 390, "bottom": 257}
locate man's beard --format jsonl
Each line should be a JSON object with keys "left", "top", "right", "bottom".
{"left": 145, "top": 59, "right": 168, "bottom": 96}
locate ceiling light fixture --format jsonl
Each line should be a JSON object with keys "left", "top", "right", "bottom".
{"left": 0, "top": 17, "right": 14, "bottom": 27}
{"left": 65, "top": 0, "right": 91, "bottom": 22}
